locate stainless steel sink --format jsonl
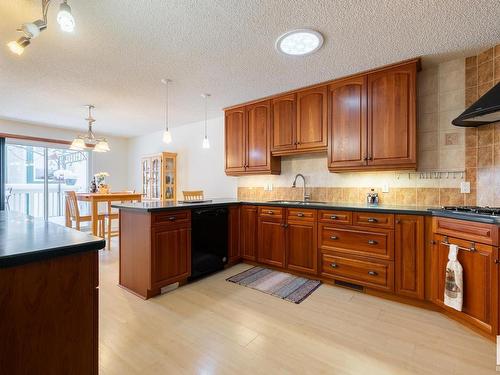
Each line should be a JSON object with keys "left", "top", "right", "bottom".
{"left": 267, "top": 200, "right": 327, "bottom": 205}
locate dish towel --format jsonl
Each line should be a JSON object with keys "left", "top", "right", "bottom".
{"left": 444, "top": 244, "right": 463, "bottom": 311}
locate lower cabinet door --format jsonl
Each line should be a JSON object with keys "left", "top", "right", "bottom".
{"left": 258, "top": 218, "right": 285, "bottom": 268}
{"left": 152, "top": 225, "right": 191, "bottom": 287}
{"left": 431, "top": 234, "right": 498, "bottom": 335}
{"left": 241, "top": 205, "right": 258, "bottom": 261}
{"left": 395, "top": 215, "right": 424, "bottom": 299}
{"left": 286, "top": 221, "right": 318, "bottom": 275}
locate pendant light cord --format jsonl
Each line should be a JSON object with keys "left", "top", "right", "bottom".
{"left": 204, "top": 95, "right": 207, "bottom": 138}
{"left": 165, "top": 80, "right": 169, "bottom": 132}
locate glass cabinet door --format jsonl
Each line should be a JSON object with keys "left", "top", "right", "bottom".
{"left": 142, "top": 158, "right": 151, "bottom": 198}
{"left": 162, "top": 155, "right": 176, "bottom": 200}
{"left": 151, "top": 157, "right": 161, "bottom": 199}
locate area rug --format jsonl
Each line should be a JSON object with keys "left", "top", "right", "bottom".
{"left": 226, "top": 266, "right": 321, "bottom": 304}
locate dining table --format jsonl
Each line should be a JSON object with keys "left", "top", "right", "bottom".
{"left": 70, "top": 192, "right": 143, "bottom": 236}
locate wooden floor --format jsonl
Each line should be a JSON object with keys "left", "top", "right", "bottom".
{"left": 99, "top": 239, "right": 497, "bottom": 375}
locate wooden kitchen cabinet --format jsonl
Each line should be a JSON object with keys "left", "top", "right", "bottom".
{"left": 367, "top": 63, "right": 417, "bottom": 168}
{"left": 431, "top": 233, "right": 498, "bottom": 336}
{"left": 271, "top": 94, "right": 296, "bottom": 152}
{"left": 120, "top": 209, "right": 192, "bottom": 299}
{"left": 225, "top": 101, "right": 280, "bottom": 175}
{"left": 224, "top": 107, "right": 246, "bottom": 174}
{"left": 286, "top": 209, "right": 318, "bottom": 275}
{"left": 296, "top": 86, "right": 328, "bottom": 152}
{"left": 151, "top": 224, "right": 191, "bottom": 287}
{"left": 328, "top": 75, "right": 367, "bottom": 169}
{"left": 241, "top": 205, "right": 258, "bottom": 261}
{"left": 328, "top": 60, "right": 417, "bottom": 172}
{"left": 228, "top": 205, "right": 240, "bottom": 263}
{"left": 395, "top": 215, "right": 424, "bottom": 300}
{"left": 258, "top": 207, "right": 286, "bottom": 267}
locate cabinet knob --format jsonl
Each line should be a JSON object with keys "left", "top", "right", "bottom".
{"left": 430, "top": 240, "right": 436, "bottom": 245}
{"left": 367, "top": 217, "right": 378, "bottom": 223}
{"left": 368, "top": 270, "right": 378, "bottom": 276}
{"left": 267, "top": 210, "right": 273, "bottom": 214}
{"left": 330, "top": 215, "right": 338, "bottom": 220}
{"left": 330, "top": 262, "right": 338, "bottom": 268}
{"left": 368, "top": 156, "right": 373, "bottom": 161}
{"left": 168, "top": 216, "right": 176, "bottom": 221}
{"left": 330, "top": 235, "right": 338, "bottom": 240}
{"left": 367, "top": 240, "right": 378, "bottom": 245}
{"left": 396, "top": 219, "right": 401, "bottom": 224}
{"left": 297, "top": 212, "right": 304, "bottom": 217}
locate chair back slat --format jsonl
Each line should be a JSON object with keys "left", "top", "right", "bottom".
{"left": 65, "top": 191, "right": 81, "bottom": 220}
{"left": 182, "top": 190, "right": 204, "bottom": 201}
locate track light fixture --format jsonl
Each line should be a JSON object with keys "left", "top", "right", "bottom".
{"left": 7, "top": 0, "right": 75, "bottom": 55}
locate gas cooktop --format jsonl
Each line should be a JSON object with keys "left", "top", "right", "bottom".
{"left": 428, "top": 206, "right": 500, "bottom": 224}
{"left": 440, "top": 206, "right": 500, "bottom": 216}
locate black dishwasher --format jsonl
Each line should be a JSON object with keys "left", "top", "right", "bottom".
{"left": 190, "top": 207, "right": 228, "bottom": 280}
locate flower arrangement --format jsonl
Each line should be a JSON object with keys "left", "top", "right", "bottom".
{"left": 94, "top": 172, "right": 110, "bottom": 193}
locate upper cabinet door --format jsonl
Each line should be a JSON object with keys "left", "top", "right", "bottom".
{"left": 246, "top": 100, "right": 272, "bottom": 172}
{"left": 296, "top": 86, "right": 328, "bottom": 151}
{"left": 271, "top": 94, "right": 296, "bottom": 152}
{"left": 225, "top": 107, "right": 246, "bottom": 173}
{"left": 367, "top": 63, "right": 417, "bottom": 167}
{"left": 328, "top": 76, "right": 367, "bottom": 170}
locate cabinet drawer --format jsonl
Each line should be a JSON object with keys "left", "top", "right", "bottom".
{"left": 433, "top": 217, "right": 498, "bottom": 246}
{"left": 287, "top": 208, "right": 316, "bottom": 222}
{"left": 258, "top": 206, "right": 283, "bottom": 218}
{"left": 319, "top": 225, "right": 394, "bottom": 260}
{"left": 353, "top": 212, "right": 394, "bottom": 229}
{"left": 318, "top": 210, "right": 352, "bottom": 225}
{"left": 321, "top": 253, "right": 394, "bottom": 292}
{"left": 152, "top": 210, "right": 191, "bottom": 226}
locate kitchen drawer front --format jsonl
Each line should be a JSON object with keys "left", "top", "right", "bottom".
{"left": 152, "top": 210, "right": 191, "bottom": 226}
{"left": 258, "top": 206, "right": 284, "bottom": 219}
{"left": 318, "top": 210, "right": 352, "bottom": 225}
{"left": 433, "top": 217, "right": 498, "bottom": 246}
{"left": 353, "top": 211, "right": 394, "bottom": 229}
{"left": 319, "top": 225, "right": 394, "bottom": 260}
{"left": 286, "top": 208, "right": 317, "bottom": 222}
{"left": 321, "top": 253, "right": 394, "bottom": 292}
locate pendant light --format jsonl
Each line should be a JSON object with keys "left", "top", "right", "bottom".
{"left": 70, "top": 105, "right": 110, "bottom": 152}
{"left": 161, "top": 78, "right": 172, "bottom": 144}
{"left": 201, "top": 93, "right": 211, "bottom": 149}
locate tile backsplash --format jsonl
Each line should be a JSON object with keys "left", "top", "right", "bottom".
{"left": 464, "top": 44, "right": 500, "bottom": 207}
{"left": 238, "top": 46, "right": 500, "bottom": 206}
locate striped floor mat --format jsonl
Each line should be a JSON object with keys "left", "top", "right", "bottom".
{"left": 226, "top": 266, "right": 321, "bottom": 304}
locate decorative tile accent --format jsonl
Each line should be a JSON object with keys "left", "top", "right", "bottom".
{"left": 478, "top": 48, "right": 493, "bottom": 65}
{"left": 478, "top": 62, "right": 494, "bottom": 85}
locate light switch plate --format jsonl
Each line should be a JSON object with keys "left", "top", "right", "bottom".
{"left": 382, "top": 183, "right": 389, "bottom": 193}
{"left": 460, "top": 181, "right": 471, "bottom": 194}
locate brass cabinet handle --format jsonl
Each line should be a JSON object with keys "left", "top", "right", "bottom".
{"left": 367, "top": 217, "right": 378, "bottom": 223}
{"left": 368, "top": 270, "right": 378, "bottom": 276}
{"left": 297, "top": 212, "right": 304, "bottom": 217}
{"left": 330, "top": 235, "right": 338, "bottom": 240}
{"left": 367, "top": 240, "right": 378, "bottom": 245}
{"left": 330, "top": 262, "right": 338, "bottom": 268}
{"left": 330, "top": 215, "right": 338, "bottom": 220}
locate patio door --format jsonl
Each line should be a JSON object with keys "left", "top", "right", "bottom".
{"left": 5, "top": 140, "right": 90, "bottom": 220}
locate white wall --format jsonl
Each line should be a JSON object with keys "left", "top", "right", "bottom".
{"left": 0, "top": 118, "right": 130, "bottom": 190}
{"left": 128, "top": 117, "right": 238, "bottom": 199}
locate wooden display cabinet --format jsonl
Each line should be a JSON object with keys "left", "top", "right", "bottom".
{"left": 141, "top": 152, "right": 177, "bottom": 201}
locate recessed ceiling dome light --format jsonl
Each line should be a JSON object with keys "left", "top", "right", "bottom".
{"left": 275, "top": 29, "right": 324, "bottom": 56}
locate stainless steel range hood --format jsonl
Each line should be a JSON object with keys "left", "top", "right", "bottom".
{"left": 452, "top": 82, "right": 500, "bottom": 127}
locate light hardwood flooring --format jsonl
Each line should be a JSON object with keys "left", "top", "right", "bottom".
{"left": 99, "top": 239, "right": 497, "bottom": 375}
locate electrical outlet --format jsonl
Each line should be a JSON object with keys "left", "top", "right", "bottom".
{"left": 382, "top": 183, "right": 389, "bottom": 193}
{"left": 460, "top": 181, "right": 471, "bottom": 194}
{"left": 268, "top": 183, "right": 273, "bottom": 191}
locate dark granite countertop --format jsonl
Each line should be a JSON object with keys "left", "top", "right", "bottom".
{"left": 0, "top": 211, "right": 106, "bottom": 268}
{"left": 112, "top": 198, "right": 433, "bottom": 215}
{"left": 112, "top": 198, "right": 500, "bottom": 224}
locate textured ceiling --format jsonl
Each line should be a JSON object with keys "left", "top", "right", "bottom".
{"left": 0, "top": 0, "right": 499, "bottom": 137}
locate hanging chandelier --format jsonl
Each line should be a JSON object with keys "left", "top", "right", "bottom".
{"left": 70, "top": 105, "right": 110, "bottom": 153}
{"left": 7, "top": 0, "right": 75, "bottom": 56}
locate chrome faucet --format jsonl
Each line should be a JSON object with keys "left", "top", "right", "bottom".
{"left": 292, "top": 173, "right": 311, "bottom": 201}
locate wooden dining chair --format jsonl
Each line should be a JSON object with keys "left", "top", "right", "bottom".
{"left": 65, "top": 191, "right": 105, "bottom": 236}
{"left": 182, "top": 190, "right": 204, "bottom": 201}
{"left": 104, "top": 190, "right": 137, "bottom": 250}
